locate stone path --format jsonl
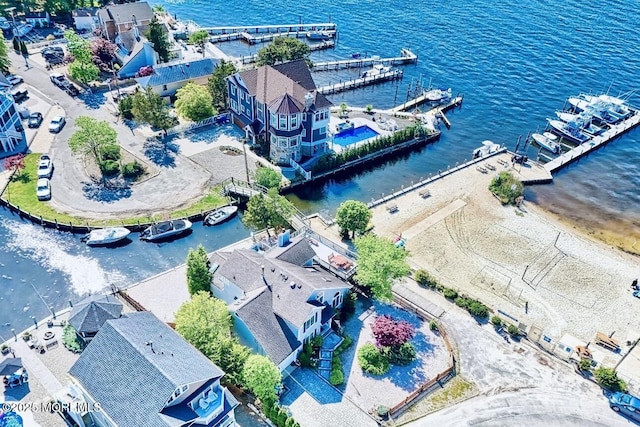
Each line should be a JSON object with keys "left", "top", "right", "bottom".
{"left": 12, "top": 338, "right": 63, "bottom": 397}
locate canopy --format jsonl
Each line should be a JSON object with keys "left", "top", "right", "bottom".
{"left": 0, "top": 357, "right": 23, "bottom": 376}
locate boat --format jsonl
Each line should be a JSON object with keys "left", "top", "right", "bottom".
{"left": 472, "top": 140, "right": 501, "bottom": 158}
{"left": 546, "top": 119, "right": 591, "bottom": 144}
{"left": 531, "top": 132, "right": 561, "bottom": 154}
{"left": 204, "top": 206, "right": 238, "bottom": 226}
{"left": 351, "top": 52, "right": 361, "bottom": 59}
{"left": 82, "top": 227, "right": 131, "bottom": 246}
{"left": 567, "top": 97, "right": 625, "bottom": 123}
{"left": 423, "top": 87, "right": 452, "bottom": 105}
{"left": 140, "top": 219, "right": 192, "bottom": 241}
{"left": 306, "top": 31, "right": 332, "bottom": 40}
{"left": 14, "top": 24, "right": 33, "bottom": 38}
{"left": 361, "top": 64, "right": 392, "bottom": 78}
{"left": 555, "top": 111, "right": 605, "bottom": 136}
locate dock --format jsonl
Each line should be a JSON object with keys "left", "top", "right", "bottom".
{"left": 312, "top": 49, "right": 417, "bottom": 72}
{"left": 238, "top": 41, "right": 334, "bottom": 64}
{"left": 543, "top": 111, "right": 640, "bottom": 174}
{"left": 317, "top": 69, "right": 403, "bottom": 95}
{"left": 391, "top": 92, "right": 463, "bottom": 113}
{"left": 209, "top": 29, "right": 336, "bottom": 44}
{"left": 198, "top": 22, "right": 337, "bottom": 36}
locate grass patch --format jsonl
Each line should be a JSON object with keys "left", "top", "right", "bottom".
{"left": 2, "top": 154, "right": 229, "bottom": 226}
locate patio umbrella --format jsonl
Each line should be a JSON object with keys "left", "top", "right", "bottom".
{"left": 0, "top": 358, "right": 23, "bottom": 376}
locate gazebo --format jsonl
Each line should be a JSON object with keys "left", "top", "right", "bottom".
{"left": 68, "top": 294, "right": 123, "bottom": 342}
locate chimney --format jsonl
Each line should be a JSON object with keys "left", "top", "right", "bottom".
{"left": 304, "top": 92, "right": 313, "bottom": 110}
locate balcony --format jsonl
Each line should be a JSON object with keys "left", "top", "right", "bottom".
{"left": 191, "top": 387, "right": 224, "bottom": 422}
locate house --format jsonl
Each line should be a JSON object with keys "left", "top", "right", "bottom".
{"left": 226, "top": 59, "right": 333, "bottom": 166}
{"left": 66, "top": 311, "right": 238, "bottom": 427}
{"left": 73, "top": 7, "right": 99, "bottom": 32}
{"left": 24, "top": 11, "right": 50, "bottom": 27}
{"left": 114, "top": 34, "right": 157, "bottom": 79}
{"left": 136, "top": 58, "right": 219, "bottom": 99}
{"left": 67, "top": 294, "right": 123, "bottom": 343}
{"left": 210, "top": 234, "right": 351, "bottom": 372}
{"left": 97, "top": 1, "right": 154, "bottom": 41}
{"left": 0, "top": 79, "right": 26, "bottom": 156}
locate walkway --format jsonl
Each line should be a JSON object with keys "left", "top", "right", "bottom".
{"left": 11, "top": 338, "right": 64, "bottom": 396}
{"left": 402, "top": 199, "right": 466, "bottom": 240}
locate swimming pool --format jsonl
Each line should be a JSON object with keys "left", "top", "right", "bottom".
{"left": 0, "top": 411, "right": 24, "bottom": 427}
{"left": 332, "top": 125, "right": 379, "bottom": 147}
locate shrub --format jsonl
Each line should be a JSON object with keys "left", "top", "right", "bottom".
{"left": 507, "top": 324, "right": 519, "bottom": 336}
{"left": 490, "top": 315, "right": 503, "bottom": 327}
{"left": 118, "top": 95, "right": 134, "bottom": 119}
{"left": 414, "top": 269, "right": 439, "bottom": 288}
{"left": 298, "top": 351, "right": 312, "bottom": 367}
{"left": 63, "top": 324, "right": 84, "bottom": 353}
{"left": 121, "top": 161, "right": 144, "bottom": 178}
{"left": 100, "top": 159, "right": 120, "bottom": 175}
{"left": 443, "top": 288, "right": 458, "bottom": 299}
{"left": 467, "top": 300, "right": 489, "bottom": 318}
{"left": 100, "top": 144, "right": 121, "bottom": 161}
{"left": 594, "top": 366, "right": 627, "bottom": 392}
{"left": 388, "top": 342, "right": 416, "bottom": 365}
{"left": 336, "top": 335, "right": 353, "bottom": 354}
{"left": 358, "top": 343, "right": 390, "bottom": 375}
{"left": 489, "top": 171, "right": 524, "bottom": 205}
{"left": 429, "top": 319, "right": 438, "bottom": 331}
{"left": 578, "top": 358, "right": 593, "bottom": 372}
{"left": 371, "top": 315, "right": 415, "bottom": 348}
{"left": 454, "top": 296, "right": 469, "bottom": 308}
{"left": 277, "top": 407, "right": 288, "bottom": 427}
{"left": 310, "top": 335, "right": 323, "bottom": 348}
{"left": 330, "top": 367, "right": 344, "bottom": 385}
{"left": 340, "top": 290, "right": 357, "bottom": 322}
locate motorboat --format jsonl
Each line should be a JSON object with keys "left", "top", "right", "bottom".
{"left": 581, "top": 94, "right": 627, "bottom": 106}
{"left": 14, "top": 24, "right": 33, "bottom": 38}
{"left": 361, "top": 64, "right": 392, "bottom": 78}
{"left": 306, "top": 31, "right": 332, "bottom": 40}
{"left": 423, "top": 87, "right": 452, "bottom": 105}
{"left": 567, "top": 97, "right": 625, "bottom": 123}
{"left": 472, "top": 140, "right": 501, "bottom": 158}
{"left": 555, "top": 111, "right": 605, "bottom": 135}
{"left": 82, "top": 227, "right": 131, "bottom": 246}
{"left": 546, "top": 119, "right": 591, "bottom": 144}
{"left": 531, "top": 132, "right": 561, "bottom": 154}
{"left": 140, "top": 219, "right": 192, "bottom": 241}
{"left": 204, "top": 206, "right": 238, "bottom": 226}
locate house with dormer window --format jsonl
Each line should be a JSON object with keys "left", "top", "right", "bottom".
{"left": 209, "top": 234, "right": 351, "bottom": 372}
{"left": 226, "top": 59, "right": 333, "bottom": 165}
{"left": 66, "top": 311, "right": 238, "bottom": 427}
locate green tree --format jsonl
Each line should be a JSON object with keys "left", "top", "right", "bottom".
{"left": 256, "top": 37, "right": 311, "bottom": 66}
{"left": 175, "top": 82, "right": 214, "bottom": 122}
{"left": 186, "top": 245, "right": 212, "bottom": 295}
{"left": 335, "top": 200, "right": 371, "bottom": 238}
{"left": 594, "top": 366, "right": 627, "bottom": 392}
{"left": 242, "top": 189, "right": 294, "bottom": 237}
{"left": 354, "top": 234, "right": 410, "bottom": 301}
{"left": 188, "top": 29, "right": 209, "bottom": 57}
{"left": 489, "top": 171, "right": 524, "bottom": 205}
{"left": 145, "top": 16, "right": 171, "bottom": 62}
{"left": 65, "top": 30, "right": 92, "bottom": 62}
{"left": 19, "top": 40, "right": 28, "bottom": 57}
{"left": 242, "top": 354, "right": 282, "bottom": 405}
{"left": 68, "top": 116, "right": 118, "bottom": 171}
{"left": 131, "top": 87, "right": 173, "bottom": 132}
{"left": 219, "top": 342, "right": 251, "bottom": 386}
{"left": 254, "top": 167, "right": 282, "bottom": 190}
{"left": 208, "top": 59, "right": 237, "bottom": 110}
{"left": 0, "top": 32, "right": 11, "bottom": 73}
{"left": 69, "top": 59, "right": 99, "bottom": 84}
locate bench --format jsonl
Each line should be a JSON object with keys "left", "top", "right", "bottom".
{"left": 45, "top": 340, "right": 59, "bottom": 351}
{"left": 419, "top": 188, "right": 431, "bottom": 198}
{"left": 386, "top": 203, "right": 398, "bottom": 213}
{"left": 595, "top": 332, "right": 620, "bottom": 351}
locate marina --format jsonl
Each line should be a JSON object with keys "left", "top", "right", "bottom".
{"left": 311, "top": 49, "right": 417, "bottom": 71}
{"left": 197, "top": 22, "right": 337, "bottom": 36}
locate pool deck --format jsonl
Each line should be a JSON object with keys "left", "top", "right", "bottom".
{"left": 328, "top": 113, "right": 415, "bottom": 153}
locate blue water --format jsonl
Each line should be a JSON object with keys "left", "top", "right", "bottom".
{"left": 2, "top": 0, "right": 640, "bottom": 333}
{"left": 333, "top": 125, "right": 379, "bottom": 147}
{"left": 0, "top": 412, "right": 23, "bottom": 427}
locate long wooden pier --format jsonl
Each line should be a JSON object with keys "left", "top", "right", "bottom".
{"left": 317, "top": 70, "right": 403, "bottom": 95}
{"left": 209, "top": 29, "right": 336, "bottom": 44}
{"left": 312, "top": 49, "right": 417, "bottom": 72}
{"left": 543, "top": 111, "right": 640, "bottom": 174}
{"left": 199, "top": 22, "right": 337, "bottom": 35}
{"left": 238, "top": 41, "right": 334, "bottom": 64}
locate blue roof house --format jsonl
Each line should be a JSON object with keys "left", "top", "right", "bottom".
{"left": 66, "top": 311, "right": 238, "bottom": 427}
{"left": 136, "top": 58, "right": 219, "bottom": 99}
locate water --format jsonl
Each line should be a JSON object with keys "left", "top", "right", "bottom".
{"left": 2, "top": 0, "right": 640, "bottom": 333}
{"left": 333, "top": 125, "right": 379, "bottom": 147}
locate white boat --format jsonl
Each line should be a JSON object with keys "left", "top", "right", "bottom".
{"left": 204, "top": 206, "right": 238, "bottom": 226}
{"left": 361, "top": 64, "right": 392, "bottom": 78}
{"left": 472, "top": 140, "right": 501, "bottom": 158}
{"left": 555, "top": 111, "right": 605, "bottom": 135}
{"left": 567, "top": 97, "right": 624, "bottom": 123}
{"left": 546, "top": 119, "right": 591, "bottom": 144}
{"left": 531, "top": 132, "right": 561, "bottom": 154}
{"left": 82, "top": 227, "right": 131, "bottom": 246}
{"left": 306, "top": 31, "right": 332, "bottom": 40}
{"left": 14, "top": 24, "right": 33, "bottom": 38}
{"left": 423, "top": 87, "right": 452, "bottom": 105}
{"left": 581, "top": 94, "right": 627, "bottom": 106}
{"left": 140, "top": 219, "right": 192, "bottom": 241}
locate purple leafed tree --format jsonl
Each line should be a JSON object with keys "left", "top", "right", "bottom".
{"left": 91, "top": 38, "right": 117, "bottom": 72}
{"left": 371, "top": 315, "right": 415, "bottom": 348}
{"left": 3, "top": 154, "right": 26, "bottom": 177}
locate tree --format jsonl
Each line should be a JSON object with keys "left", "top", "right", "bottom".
{"left": 208, "top": 59, "right": 237, "bottom": 110}
{"left": 335, "top": 200, "right": 371, "bottom": 238}
{"left": 3, "top": 154, "right": 25, "bottom": 180}
{"left": 19, "top": 40, "right": 28, "bottom": 57}
{"left": 186, "top": 245, "right": 212, "bottom": 295}
{"left": 145, "top": 16, "right": 171, "bottom": 62}
{"left": 254, "top": 167, "right": 282, "bottom": 190}
{"left": 131, "top": 87, "right": 173, "bottom": 132}
{"left": 12, "top": 37, "right": 19, "bottom": 54}
{"left": 489, "top": 171, "right": 524, "bottom": 205}
{"left": 256, "top": 37, "right": 310, "bottom": 66}
{"left": 354, "top": 234, "right": 410, "bottom": 301}
{"left": 69, "top": 59, "right": 100, "bottom": 84}
{"left": 188, "top": 29, "right": 209, "bottom": 57}
{"left": 242, "top": 355, "right": 282, "bottom": 405}
{"left": 0, "top": 32, "right": 11, "bottom": 74}
{"left": 68, "top": 116, "right": 118, "bottom": 170}
{"left": 175, "top": 82, "right": 214, "bottom": 121}
{"left": 242, "top": 189, "right": 294, "bottom": 237}
{"left": 65, "top": 30, "right": 92, "bottom": 62}
{"left": 91, "top": 37, "right": 116, "bottom": 71}
{"left": 371, "top": 315, "right": 415, "bottom": 348}
{"left": 594, "top": 366, "right": 627, "bottom": 392}
{"left": 219, "top": 342, "right": 251, "bottom": 386}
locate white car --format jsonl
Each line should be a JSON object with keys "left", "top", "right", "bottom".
{"left": 6, "top": 74, "right": 24, "bottom": 86}
{"left": 37, "top": 155, "right": 53, "bottom": 178}
{"left": 49, "top": 116, "right": 66, "bottom": 133}
{"left": 36, "top": 178, "right": 51, "bottom": 201}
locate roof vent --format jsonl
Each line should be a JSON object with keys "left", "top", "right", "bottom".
{"left": 297, "top": 284, "right": 302, "bottom": 289}
{"left": 290, "top": 283, "right": 296, "bottom": 289}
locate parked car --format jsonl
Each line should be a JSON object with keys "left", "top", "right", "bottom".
{"left": 48, "top": 116, "right": 66, "bottom": 133}
{"left": 6, "top": 74, "right": 23, "bottom": 86}
{"left": 49, "top": 72, "right": 67, "bottom": 87}
{"left": 37, "top": 155, "right": 53, "bottom": 178}
{"left": 36, "top": 178, "right": 51, "bottom": 201}
{"left": 610, "top": 392, "right": 640, "bottom": 421}
{"left": 65, "top": 84, "right": 80, "bottom": 96}
{"left": 11, "top": 89, "right": 28, "bottom": 103}
{"left": 28, "top": 112, "right": 43, "bottom": 128}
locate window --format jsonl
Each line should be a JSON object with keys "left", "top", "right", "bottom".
{"left": 162, "top": 84, "right": 167, "bottom": 91}
{"left": 291, "top": 114, "right": 298, "bottom": 128}
{"left": 231, "top": 85, "right": 236, "bottom": 96}
{"left": 239, "top": 91, "right": 243, "bottom": 101}
{"left": 230, "top": 100, "right": 237, "bottom": 111}
{"left": 290, "top": 137, "right": 298, "bottom": 147}
{"left": 303, "top": 315, "right": 315, "bottom": 332}
{"left": 332, "top": 291, "right": 342, "bottom": 308}
{"left": 279, "top": 115, "right": 287, "bottom": 129}
{"left": 270, "top": 112, "right": 277, "bottom": 127}
{"left": 319, "top": 126, "right": 326, "bottom": 135}
{"left": 316, "top": 292, "right": 324, "bottom": 303}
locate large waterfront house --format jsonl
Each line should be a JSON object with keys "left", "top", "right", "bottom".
{"left": 0, "top": 75, "right": 26, "bottom": 157}
{"left": 209, "top": 233, "right": 351, "bottom": 372}
{"left": 226, "top": 59, "right": 333, "bottom": 166}
{"left": 66, "top": 312, "right": 238, "bottom": 427}
{"left": 136, "top": 58, "right": 219, "bottom": 99}
{"left": 97, "top": 2, "right": 154, "bottom": 41}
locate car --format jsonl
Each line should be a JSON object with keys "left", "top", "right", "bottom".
{"left": 36, "top": 155, "right": 53, "bottom": 178}
{"left": 42, "top": 46, "right": 64, "bottom": 57}
{"left": 6, "top": 74, "right": 23, "bottom": 86}
{"left": 36, "top": 178, "right": 51, "bottom": 201}
{"left": 49, "top": 116, "right": 66, "bottom": 133}
{"left": 11, "top": 89, "right": 28, "bottom": 103}
{"left": 65, "top": 84, "right": 80, "bottom": 96}
{"left": 28, "top": 112, "right": 43, "bottom": 128}
{"left": 49, "top": 72, "right": 67, "bottom": 87}
{"left": 609, "top": 392, "right": 640, "bottom": 421}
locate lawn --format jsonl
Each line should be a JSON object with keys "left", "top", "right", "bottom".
{"left": 2, "top": 153, "right": 228, "bottom": 227}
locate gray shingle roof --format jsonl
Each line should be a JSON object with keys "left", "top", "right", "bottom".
{"left": 68, "top": 294, "right": 122, "bottom": 335}
{"left": 69, "top": 312, "right": 224, "bottom": 427}
{"left": 100, "top": 1, "right": 153, "bottom": 25}
{"left": 215, "top": 250, "right": 271, "bottom": 293}
{"left": 138, "top": 58, "right": 218, "bottom": 88}
{"left": 272, "top": 238, "right": 316, "bottom": 266}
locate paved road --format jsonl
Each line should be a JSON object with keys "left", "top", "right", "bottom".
{"left": 10, "top": 50, "right": 212, "bottom": 219}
